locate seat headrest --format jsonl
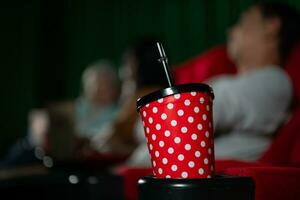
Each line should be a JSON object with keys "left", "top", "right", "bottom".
{"left": 285, "top": 42, "right": 300, "bottom": 105}
{"left": 173, "top": 46, "right": 236, "bottom": 84}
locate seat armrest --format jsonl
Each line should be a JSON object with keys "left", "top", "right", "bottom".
{"left": 224, "top": 166, "right": 300, "bottom": 200}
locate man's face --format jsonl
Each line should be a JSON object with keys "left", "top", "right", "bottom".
{"left": 84, "top": 73, "right": 116, "bottom": 106}
{"left": 227, "top": 6, "right": 268, "bottom": 62}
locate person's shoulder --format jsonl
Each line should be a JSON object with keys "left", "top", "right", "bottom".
{"left": 247, "top": 66, "right": 291, "bottom": 86}
{"left": 249, "top": 66, "right": 287, "bottom": 78}
{"left": 210, "top": 66, "right": 291, "bottom": 92}
{"left": 207, "top": 74, "right": 236, "bottom": 86}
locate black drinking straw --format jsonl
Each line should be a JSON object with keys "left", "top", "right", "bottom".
{"left": 156, "top": 42, "right": 174, "bottom": 87}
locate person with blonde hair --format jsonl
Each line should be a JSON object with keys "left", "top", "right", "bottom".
{"left": 76, "top": 60, "right": 120, "bottom": 139}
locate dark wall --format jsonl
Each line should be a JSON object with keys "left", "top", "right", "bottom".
{"left": 1, "top": 0, "right": 39, "bottom": 155}
{"left": 1, "top": 0, "right": 299, "bottom": 156}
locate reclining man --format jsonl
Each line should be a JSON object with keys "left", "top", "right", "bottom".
{"left": 212, "top": 2, "right": 300, "bottom": 160}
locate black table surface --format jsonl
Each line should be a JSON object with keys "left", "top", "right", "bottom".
{"left": 0, "top": 164, "right": 124, "bottom": 200}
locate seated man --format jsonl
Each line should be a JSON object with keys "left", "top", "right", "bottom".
{"left": 212, "top": 2, "right": 300, "bottom": 160}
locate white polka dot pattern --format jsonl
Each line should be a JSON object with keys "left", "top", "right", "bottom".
{"left": 148, "top": 117, "right": 153, "bottom": 124}
{"left": 164, "top": 130, "right": 171, "bottom": 137}
{"left": 188, "top": 116, "right": 194, "bottom": 123}
{"left": 171, "top": 165, "right": 178, "bottom": 171}
{"left": 174, "top": 137, "right": 181, "bottom": 144}
{"left": 185, "top": 144, "right": 191, "bottom": 151}
{"left": 168, "top": 147, "right": 174, "bottom": 154}
{"left": 156, "top": 124, "right": 161, "bottom": 130}
{"left": 184, "top": 99, "right": 191, "bottom": 106}
{"left": 188, "top": 161, "right": 195, "bottom": 168}
{"left": 158, "top": 98, "right": 163, "bottom": 103}
{"left": 167, "top": 103, "right": 174, "bottom": 109}
{"left": 162, "top": 158, "right": 168, "bottom": 164}
{"left": 181, "top": 171, "right": 188, "bottom": 178}
{"left": 178, "top": 154, "right": 184, "bottom": 161}
{"left": 171, "top": 120, "right": 177, "bottom": 127}
{"left": 191, "top": 134, "right": 197, "bottom": 140}
{"left": 159, "top": 141, "right": 165, "bottom": 147}
{"left": 174, "top": 94, "right": 181, "bottom": 99}
{"left": 181, "top": 127, "right": 188, "bottom": 133}
{"left": 198, "top": 168, "right": 204, "bottom": 175}
{"left": 161, "top": 113, "right": 167, "bottom": 120}
{"left": 152, "top": 134, "right": 156, "bottom": 141}
{"left": 153, "top": 161, "right": 156, "bottom": 167}
{"left": 158, "top": 168, "right": 163, "bottom": 174}
{"left": 139, "top": 91, "right": 214, "bottom": 178}
{"left": 177, "top": 109, "right": 184, "bottom": 116}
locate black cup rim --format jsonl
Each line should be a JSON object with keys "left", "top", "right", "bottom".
{"left": 136, "top": 83, "right": 214, "bottom": 112}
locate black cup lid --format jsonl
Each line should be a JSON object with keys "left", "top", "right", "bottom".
{"left": 136, "top": 83, "right": 214, "bottom": 111}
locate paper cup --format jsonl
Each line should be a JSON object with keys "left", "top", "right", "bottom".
{"left": 137, "top": 83, "right": 215, "bottom": 179}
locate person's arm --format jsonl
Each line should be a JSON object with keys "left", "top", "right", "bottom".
{"left": 210, "top": 68, "right": 292, "bottom": 137}
{"left": 210, "top": 76, "right": 245, "bottom": 135}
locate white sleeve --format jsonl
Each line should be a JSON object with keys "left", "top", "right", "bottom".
{"left": 210, "top": 68, "right": 292, "bottom": 135}
{"left": 210, "top": 76, "right": 245, "bottom": 131}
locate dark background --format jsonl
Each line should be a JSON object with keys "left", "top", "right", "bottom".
{"left": 1, "top": 0, "right": 299, "bottom": 156}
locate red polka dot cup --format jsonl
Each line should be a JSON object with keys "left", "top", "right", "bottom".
{"left": 137, "top": 83, "right": 215, "bottom": 179}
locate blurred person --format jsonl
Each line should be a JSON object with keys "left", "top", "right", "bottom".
{"left": 0, "top": 110, "right": 48, "bottom": 167}
{"left": 92, "top": 39, "right": 167, "bottom": 161}
{"left": 0, "top": 60, "right": 120, "bottom": 167}
{"left": 211, "top": 2, "right": 300, "bottom": 160}
{"left": 75, "top": 60, "right": 120, "bottom": 139}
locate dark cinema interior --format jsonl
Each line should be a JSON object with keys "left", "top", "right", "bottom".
{"left": 1, "top": 0, "right": 300, "bottom": 199}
